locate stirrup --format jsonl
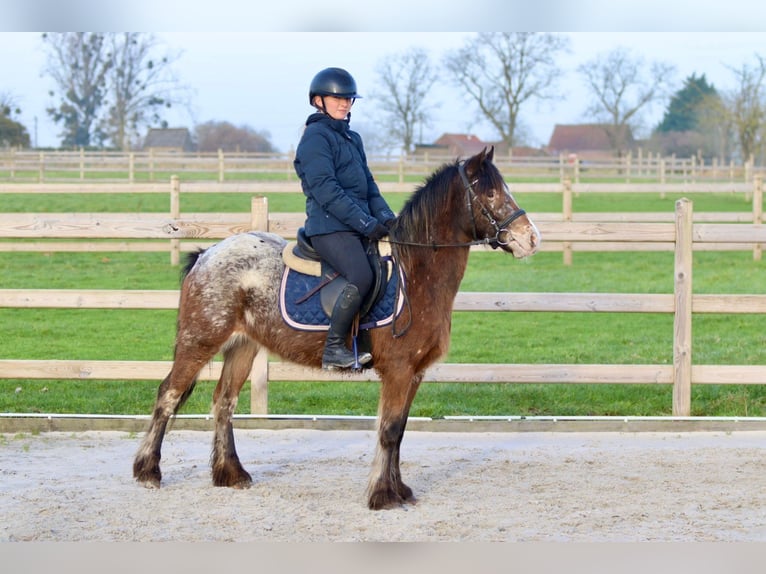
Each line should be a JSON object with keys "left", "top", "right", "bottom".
{"left": 322, "top": 349, "right": 372, "bottom": 370}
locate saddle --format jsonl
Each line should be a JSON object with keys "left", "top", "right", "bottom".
{"left": 279, "top": 228, "right": 402, "bottom": 333}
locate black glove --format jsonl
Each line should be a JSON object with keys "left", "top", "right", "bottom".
{"left": 366, "top": 222, "right": 389, "bottom": 241}
{"left": 383, "top": 218, "right": 396, "bottom": 229}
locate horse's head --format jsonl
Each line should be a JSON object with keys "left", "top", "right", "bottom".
{"left": 460, "top": 146, "right": 540, "bottom": 258}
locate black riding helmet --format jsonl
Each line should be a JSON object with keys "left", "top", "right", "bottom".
{"left": 309, "top": 67, "right": 362, "bottom": 105}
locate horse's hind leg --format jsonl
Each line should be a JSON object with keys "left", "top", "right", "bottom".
{"left": 366, "top": 370, "right": 424, "bottom": 510}
{"left": 133, "top": 346, "right": 215, "bottom": 488}
{"left": 211, "top": 336, "right": 260, "bottom": 488}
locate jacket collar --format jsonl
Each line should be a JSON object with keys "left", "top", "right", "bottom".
{"left": 306, "top": 112, "right": 350, "bottom": 134}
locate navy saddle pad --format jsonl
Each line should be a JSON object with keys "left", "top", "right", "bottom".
{"left": 279, "top": 262, "right": 404, "bottom": 332}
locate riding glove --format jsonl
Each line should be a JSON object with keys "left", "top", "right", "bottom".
{"left": 367, "top": 222, "right": 390, "bottom": 241}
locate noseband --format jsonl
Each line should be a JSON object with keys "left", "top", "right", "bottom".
{"left": 458, "top": 161, "right": 526, "bottom": 248}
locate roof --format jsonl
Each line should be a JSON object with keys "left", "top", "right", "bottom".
{"left": 547, "top": 124, "right": 634, "bottom": 155}
{"left": 142, "top": 128, "right": 194, "bottom": 150}
{"left": 432, "top": 133, "right": 490, "bottom": 157}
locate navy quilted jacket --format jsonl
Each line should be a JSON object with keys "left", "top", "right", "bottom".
{"left": 294, "top": 113, "right": 395, "bottom": 238}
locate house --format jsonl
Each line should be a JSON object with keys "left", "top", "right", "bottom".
{"left": 413, "top": 133, "right": 490, "bottom": 158}
{"left": 414, "top": 133, "right": 548, "bottom": 159}
{"left": 547, "top": 124, "right": 634, "bottom": 160}
{"left": 142, "top": 128, "right": 195, "bottom": 153}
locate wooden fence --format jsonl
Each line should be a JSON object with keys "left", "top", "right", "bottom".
{"left": 2, "top": 196, "right": 766, "bottom": 417}
{"left": 1, "top": 177, "right": 763, "bottom": 264}
{"left": 0, "top": 149, "right": 760, "bottom": 184}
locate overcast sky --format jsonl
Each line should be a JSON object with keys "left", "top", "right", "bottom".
{"left": 3, "top": 4, "right": 766, "bottom": 152}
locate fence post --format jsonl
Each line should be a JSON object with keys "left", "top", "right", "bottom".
{"left": 558, "top": 154, "right": 564, "bottom": 182}
{"left": 251, "top": 196, "right": 269, "bottom": 231}
{"left": 38, "top": 152, "right": 45, "bottom": 183}
{"left": 249, "top": 347, "right": 269, "bottom": 414}
{"left": 562, "top": 178, "right": 573, "bottom": 266}
{"left": 79, "top": 147, "right": 85, "bottom": 180}
{"left": 128, "top": 152, "right": 135, "bottom": 183}
{"left": 754, "top": 175, "right": 763, "bottom": 262}
{"left": 218, "top": 149, "right": 225, "bottom": 183}
{"left": 170, "top": 175, "right": 181, "bottom": 266}
{"left": 673, "top": 198, "right": 693, "bottom": 416}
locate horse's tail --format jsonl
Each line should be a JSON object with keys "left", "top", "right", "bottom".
{"left": 180, "top": 248, "right": 206, "bottom": 282}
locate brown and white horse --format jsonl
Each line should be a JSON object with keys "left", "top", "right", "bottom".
{"left": 133, "top": 147, "right": 540, "bottom": 509}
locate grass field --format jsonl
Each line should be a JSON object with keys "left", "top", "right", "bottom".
{"left": 2, "top": 185, "right": 766, "bottom": 417}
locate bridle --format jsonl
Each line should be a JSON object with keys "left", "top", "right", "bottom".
{"left": 384, "top": 161, "right": 527, "bottom": 250}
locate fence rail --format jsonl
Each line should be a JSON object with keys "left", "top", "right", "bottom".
{"left": 2, "top": 197, "right": 766, "bottom": 416}
{"left": 0, "top": 149, "right": 761, "bottom": 184}
{"left": 2, "top": 177, "right": 764, "bottom": 263}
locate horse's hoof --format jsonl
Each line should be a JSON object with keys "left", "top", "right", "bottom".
{"left": 133, "top": 465, "right": 161, "bottom": 489}
{"left": 231, "top": 479, "right": 252, "bottom": 490}
{"left": 367, "top": 489, "right": 409, "bottom": 510}
{"left": 139, "top": 478, "right": 161, "bottom": 489}
{"left": 212, "top": 466, "right": 252, "bottom": 488}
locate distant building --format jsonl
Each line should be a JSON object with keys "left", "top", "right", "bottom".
{"left": 432, "top": 133, "right": 490, "bottom": 157}
{"left": 414, "top": 133, "right": 548, "bottom": 159}
{"left": 142, "top": 128, "right": 195, "bottom": 153}
{"left": 547, "top": 124, "right": 634, "bottom": 160}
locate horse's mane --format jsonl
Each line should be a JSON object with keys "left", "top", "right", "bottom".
{"left": 394, "top": 159, "right": 460, "bottom": 240}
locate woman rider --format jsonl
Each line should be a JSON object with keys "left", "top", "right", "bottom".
{"left": 293, "top": 67, "right": 396, "bottom": 370}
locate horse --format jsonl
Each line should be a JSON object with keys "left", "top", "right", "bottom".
{"left": 133, "top": 146, "right": 540, "bottom": 510}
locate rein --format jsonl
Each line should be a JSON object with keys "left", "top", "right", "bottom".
{"left": 383, "top": 161, "right": 526, "bottom": 250}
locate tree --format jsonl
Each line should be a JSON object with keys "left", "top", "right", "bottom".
{"left": 0, "top": 91, "right": 30, "bottom": 147}
{"left": 651, "top": 74, "right": 726, "bottom": 160}
{"left": 194, "top": 121, "right": 275, "bottom": 153}
{"left": 443, "top": 32, "right": 570, "bottom": 147}
{"left": 578, "top": 47, "right": 675, "bottom": 155}
{"left": 656, "top": 74, "right": 718, "bottom": 133}
{"left": 723, "top": 54, "right": 766, "bottom": 163}
{"left": 42, "top": 32, "right": 186, "bottom": 150}
{"left": 42, "top": 32, "right": 112, "bottom": 148}
{"left": 104, "top": 33, "right": 188, "bottom": 150}
{"left": 371, "top": 47, "right": 438, "bottom": 153}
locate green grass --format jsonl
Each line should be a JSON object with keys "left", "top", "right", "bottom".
{"left": 2, "top": 249, "right": 766, "bottom": 417}
{"left": 2, "top": 186, "right": 766, "bottom": 417}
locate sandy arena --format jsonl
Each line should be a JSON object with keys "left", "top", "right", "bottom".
{"left": 3, "top": 428, "right": 766, "bottom": 542}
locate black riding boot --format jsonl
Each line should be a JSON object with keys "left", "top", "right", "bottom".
{"left": 322, "top": 284, "right": 373, "bottom": 370}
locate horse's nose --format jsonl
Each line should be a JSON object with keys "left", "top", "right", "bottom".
{"left": 529, "top": 223, "right": 541, "bottom": 250}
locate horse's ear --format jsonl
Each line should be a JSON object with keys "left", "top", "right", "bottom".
{"left": 465, "top": 146, "right": 494, "bottom": 176}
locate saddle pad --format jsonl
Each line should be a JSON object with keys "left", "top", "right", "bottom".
{"left": 279, "top": 262, "right": 405, "bottom": 332}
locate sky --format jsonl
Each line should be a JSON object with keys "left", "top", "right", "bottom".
{"left": 3, "top": 4, "right": 766, "bottom": 153}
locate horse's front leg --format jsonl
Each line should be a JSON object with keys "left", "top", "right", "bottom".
{"left": 366, "top": 371, "right": 423, "bottom": 510}
{"left": 210, "top": 338, "right": 260, "bottom": 488}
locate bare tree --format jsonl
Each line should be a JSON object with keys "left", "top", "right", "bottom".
{"left": 0, "top": 91, "right": 22, "bottom": 119}
{"left": 443, "top": 32, "right": 571, "bottom": 147}
{"left": 104, "top": 33, "right": 188, "bottom": 150}
{"left": 723, "top": 54, "right": 766, "bottom": 163}
{"left": 371, "top": 47, "right": 438, "bottom": 154}
{"left": 42, "top": 32, "right": 112, "bottom": 148}
{"left": 578, "top": 47, "right": 675, "bottom": 155}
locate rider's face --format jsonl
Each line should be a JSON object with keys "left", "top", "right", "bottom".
{"left": 315, "top": 95, "right": 354, "bottom": 120}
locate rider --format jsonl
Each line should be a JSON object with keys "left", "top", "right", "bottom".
{"left": 293, "top": 67, "right": 396, "bottom": 370}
